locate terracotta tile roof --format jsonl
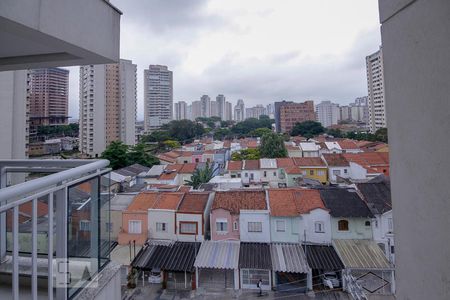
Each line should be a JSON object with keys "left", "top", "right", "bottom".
{"left": 227, "top": 160, "right": 243, "bottom": 171}
{"left": 203, "top": 150, "right": 215, "bottom": 154}
{"left": 177, "top": 192, "right": 209, "bottom": 213}
{"left": 337, "top": 139, "right": 360, "bottom": 150}
{"left": 153, "top": 192, "right": 185, "bottom": 210}
{"left": 158, "top": 172, "right": 178, "bottom": 180}
{"left": 291, "top": 189, "right": 327, "bottom": 214}
{"left": 212, "top": 190, "right": 267, "bottom": 214}
{"left": 180, "top": 163, "right": 197, "bottom": 173}
{"left": 223, "top": 140, "right": 231, "bottom": 148}
{"left": 276, "top": 158, "right": 295, "bottom": 168}
{"left": 243, "top": 160, "right": 260, "bottom": 170}
{"left": 284, "top": 166, "right": 304, "bottom": 174}
{"left": 247, "top": 140, "right": 258, "bottom": 148}
{"left": 178, "top": 186, "right": 192, "bottom": 193}
{"left": 293, "top": 157, "right": 326, "bottom": 167}
{"left": 286, "top": 145, "right": 300, "bottom": 151}
{"left": 157, "top": 154, "right": 177, "bottom": 163}
{"left": 127, "top": 192, "right": 159, "bottom": 212}
{"left": 268, "top": 189, "right": 326, "bottom": 216}
{"left": 343, "top": 152, "right": 390, "bottom": 175}
{"left": 322, "top": 153, "right": 349, "bottom": 167}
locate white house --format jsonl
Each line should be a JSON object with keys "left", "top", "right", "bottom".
{"left": 208, "top": 176, "right": 243, "bottom": 190}
{"left": 323, "top": 141, "right": 342, "bottom": 154}
{"left": 175, "top": 192, "right": 211, "bottom": 242}
{"left": 321, "top": 153, "right": 351, "bottom": 183}
{"left": 241, "top": 160, "right": 261, "bottom": 186}
{"left": 147, "top": 192, "right": 184, "bottom": 241}
{"left": 259, "top": 158, "right": 279, "bottom": 187}
{"left": 239, "top": 210, "right": 271, "bottom": 243}
{"left": 299, "top": 142, "right": 320, "bottom": 157}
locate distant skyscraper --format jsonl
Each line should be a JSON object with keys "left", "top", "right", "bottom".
{"left": 366, "top": 47, "right": 386, "bottom": 133}
{"left": 276, "top": 100, "right": 315, "bottom": 133}
{"left": 144, "top": 65, "right": 173, "bottom": 131}
{"left": 246, "top": 105, "right": 267, "bottom": 119}
{"left": 200, "top": 95, "right": 211, "bottom": 118}
{"left": 234, "top": 99, "right": 245, "bottom": 122}
{"left": 210, "top": 100, "right": 218, "bottom": 117}
{"left": 225, "top": 101, "right": 232, "bottom": 121}
{"left": 349, "top": 97, "right": 369, "bottom": 124}
{"left": 79, "top": 59, "right": 137, "bottom": 157}
{"left": 174, "top": 101, "right": 187, "bottom": 120}
{"left": 29, "top": 67, "right": 69, "bottom": 135}
{"left": 266, "top": 103, "right": 275, "bottom": 119}
{"left": 315, "top": 101, "right": 340, "bottom": 128}
{"left": 340, "top": 106, "right": 351, "bottom": 121}
{"left": 0, "top": 70, "right": 29, "bottom": 159}
{"left": 191, "top": 100, "right": 202, "bottom": 120}
{"left": 216, "top": 94, "right": 226, "bottom": 120}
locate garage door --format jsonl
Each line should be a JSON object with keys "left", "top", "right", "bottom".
{"left": 199, "top": 268, "right": 234, "bottom": 289}
{"left": 241, "top": 269, "right": 271, "bottom": 290}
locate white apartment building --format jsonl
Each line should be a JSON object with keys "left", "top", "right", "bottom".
{"left": 316, "top": 100, "right": 340, "bottom": 128}
{"left": 144, "top": 65, "right": 173, "bottom": 131}
{"left": 200, "top": 95, "right": 211, "bottom": 117}
{"left": 246, "top": 105, "right": 266, "bottom": 119}
{"left": 366, "top": 47, "right": 386, "bottom": 133}
{"left": 216, "top": 94, "right": 226, "bottom": 119}
{"left": 174, "top": 101, "right": 187, "bottom": 120}
{"left": 234, "top": 99, "right": 245, "bottom": 122}
{"left": 79, "top": 59, "right": 137, "bottom": 157}
{"left": 225, "top": 101, "right": 232, "bottom": 121}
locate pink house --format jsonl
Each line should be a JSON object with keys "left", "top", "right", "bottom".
{"left": 118, "top": 192, "right": 158, "bottom": 245}
{"left": 192, "top": 151, "right": 203, "bottom": 163}
{"left": 210, "top": 190, "right": 267, "bottom": 241}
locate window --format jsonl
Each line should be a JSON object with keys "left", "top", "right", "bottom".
{"left": 180, "top": 222, "right": 197, "bottom": 234}
{"left": 264, "top": 171, "right": 267, "bottom": 177}
{"left": 338, "top": 220, "right": 349, "bottom": 231}
{"left": 237, "top": 173, "right": 241, "bottom": 178}
{"left": 318, "top": 170, "right": 325, "bottom": 176}
{"left": 216, "top": 221, "right": 228, "bottom": 232}
{"left": 248, "top": 222, "right": 262, "bottom": 232}
{"left": 276, "top": 220, "right": 285, "bottom": 232}
{"left": 333, "top": 170, "right": 341, "bottom": 175}
{"left": 156, "top": 222, "right": 167, "bottom": 232}
{"left": 374, "top": 220, "right": 378, "bottom": 228}
{"left": 391, "top": 246, "right": 395, "bottom": 254}
{"left": 233, "top": 221, "right": 238, "bottom": 231}
{"left": 344, "top": 169, "right": 348, "bottom": 174}
{"left": 129, "top": 220, "right": 142, "bottom": 234}
{"left": 309, "top": 170, "right": 314, "bottom": 175}
{"left": 273, "top": 171, "right": 277, "bottom": 176}
{"left": 365, "top": 221, "right": 371, "bottom": 227}
{"left": 80, "top": 220, "right": 90, "bottom": 231}
{"left": 315, "top": 221, "right": 324, "bottom": 233}
{"left": 231, "top": 174, "right": 236, "bottom": 178}
{"left": 245, "top": 173, "right": 248, "bottom": 177}
{"left": 302, "top": 170, "right": 307, "bottom": 175}
{"left": 388, "top": 218, "right": 393, "bottom": 232}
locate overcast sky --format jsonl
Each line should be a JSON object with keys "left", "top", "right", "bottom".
{"left": 67, "top": 0, "right": 381, "bottom": 121}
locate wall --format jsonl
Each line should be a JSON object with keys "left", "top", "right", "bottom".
{"left": 109, "top": 210, "right": 122, "bottom": 241}
{"left": 210, "top": 208, "right": 240, "bottom": 241}
{"left": 299, "top": 209, "right": 332, "bottom": 244}
{"left": 327, "top": 166, "right": 350, "bottom": 183}
{"left": 239, "top": 210, "right": 270, "bottom": 243}
{"left": 176, "top": 213, "right": 203, "bottom": 242}
{"left": 242, "top": 170, "right": 261, "bottom": 185}
{"left": 331, "top": 217, "right": 373, "bottom": 240}
{"left": 260, "top": 169, "right": 279, "bottom": 183}
{"left": 118, "top": 211, "right": 148, "bottom": 245}
{"left": 270, "top": 216, "right": 300, "bottom": 243}
{"left": 379, "top": 1, "right": 450, "bottom": 296}
{"left": 148, "top": 209, "right": 176, "bottom": 240}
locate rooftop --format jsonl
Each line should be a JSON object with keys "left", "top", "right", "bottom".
{"left": 177, "top": 192, "right": 209, "bottom": 213}
{"left": 319, "top": 188, "right": 373, "bottom": 218}
{"left": 212, "top": 190, "right": 267, "bottom": 214}
{"left": 243, "top": 159, "right": 260, "bottom": 170}
{"left": 293, "top": 157, "right": 326, "bottom": 167}
{"left": 322, "top": 153, "right": 350, "bottom": 167}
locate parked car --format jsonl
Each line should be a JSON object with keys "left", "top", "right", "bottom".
{"left": 321, "top": 272, "right": 340, "bottom": 288}
{"left": 148, "top": 269, "right": 162, "bottom": 284}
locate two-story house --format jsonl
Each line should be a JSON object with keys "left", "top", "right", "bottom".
{"left": 226, "top": 160, "right": 243, "bottom": 179}
{"left": 283, "top": 157, "right": 328, "bottom": 185}
{"left": 259, "top": 158, "right": 279, "bottom": 187}
{"left": 356, "top": 176, "right": 395, "bottom": 263}
{"left": 175, "top": 192, "right": 212, "bottom": 242}
{"left": 148, "top": 192, "right": 185, "bottom": 241}
{"left": 299, "top": 142, "right": 320, "bottom": 157}
{"left": 322, "top": 153, "right": 351, "bottom": 183}
{"left": 241, "top": 160, "right": 261, "bottom": 186}
{"left": 319, "top": 188, "right": 374, "bottom": 240}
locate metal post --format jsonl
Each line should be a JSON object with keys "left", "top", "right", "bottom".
{"left": 0, "top": 166, "right": 7, "bottom": 262}
{"left": 90, "top": 177, "right": 99, "bottom": 275}
{"left": 48, "top": 193, "right": 54, "bottom": 300}
{"left": 12, "top": 206, "right": 19, "bottom": 300}
{"left": 31, "top": 198, "right": 38, "bottom": 300}
{"left": 55, "top": 188, "right": 68, "bottom": 300}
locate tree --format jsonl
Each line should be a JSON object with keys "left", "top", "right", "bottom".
{"left": 101, "top": 141, "right": 129, "bottom": 170}
{"left": 214, "top": 128, "right": 231, "bottom": 140}
{"left": 230, "top": 117, "right": 274, "bottom": 135}
{"left": 249, "top": 127, "right": 272, "bottom": 137}
{"left": 231, "top": 148, "right": 260, "bottom": 161}
{"left": 259, "top": 132, "right": 287, "bottom": 158}
{"left": 185, "top": 162, "right": 216, "bottom": 189}
{"left": 374, "top": 128, "right": 388, "bottom": 143}
{"left": 128, "top": 143, "right": 160, "bottom": 167}
{"left": 326, "top": 128, "right": 343, "bottom": 138}
{"left": 163, "top": 140, "right": 181, "bottom": 150}
{"left": 290, "top": 121, "right": 325, "bottom": 138}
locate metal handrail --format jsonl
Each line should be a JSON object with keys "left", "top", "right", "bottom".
{"left": 0, "top": 159, "right": 110, "bottom": 203}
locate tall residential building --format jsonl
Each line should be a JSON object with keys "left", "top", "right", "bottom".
{"left": 0, "top": 70, "right": 29, "bottom": 159}
{"left": 315, "top": 100, "right": 340, "bottom": 128}
{"left": 79, "top": 59, "right": 137, "bottom": 157}
{"left": 366, "top": 47, "right": 386, "bottom": 133}
{"left": 210, "top": 100, "right": 218, "bottom": 117}
{"left": 225, "top": 101, "right": 232, "bottom": 121}
{"left": 277, "top": 100, "right": 315, "bottom": 133}
{"left": 29, "top": 67, "right": 69, "bottom": 135}
{"left": 174, "top": 101, "right": 187, "bottom": 120}
{"left": 200, "top": 95, "right": 211, "bottom": 117}
{"left": 266, "top": 103, "right": 275, "bottom": 118}
{"left": 274, "top": 100, "right": 293, "bottom": 132}
{"left": 216, "top": 94, "right": 226, "bottom": 120}
{"left": 246, "top": 104, "right": 267, "bottom": 119}
{"left": 191, "top": 100, "right": 202, "bottom": 120}
{"left": 340, "top": 106, "right": 351, "bottom": 121}
{"left": 144, "top": 65, "right": 173, "bottom": 131}
{"left": 234, "top": 99, "right": 245, "bottom": 122}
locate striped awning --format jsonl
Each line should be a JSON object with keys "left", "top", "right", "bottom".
{"left": 333, "top": 239, "right": 393, "bottom": 270}
{"left": 194, "top": 240, "right": 240, "bottom": 270}
{"left": 270, "top": 243, "right": 310, "bottom": 274}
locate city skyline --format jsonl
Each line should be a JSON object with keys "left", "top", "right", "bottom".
{"left": 65, "top": 0, "right": 381, "bottom": 121}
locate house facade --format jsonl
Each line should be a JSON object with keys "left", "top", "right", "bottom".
{"left": 322, "top": 153, "right": 350, "bottom": 183}
{"left": 175, "top": 192, "right": 211, "bottom": 242}
{"left": 147, "top": 192, "right": 184, "bottom": 241}
{"left": 239, "top": 210, "right": 271, "bottom": 243}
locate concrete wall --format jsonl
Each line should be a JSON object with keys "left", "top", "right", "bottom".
{"left": 330, "top": 217, "right": 372, "bottom": 240}
{"left": 299, "top": 209, "right": 332, "bottom": 244}
{"left": 327, "top": 166, "right": 350, "bottom": 183}
{"left": 239, "top": 210, "right": 270, "bottom": 243}
{"left": 379, "top": 1, "right": 450, "bottom": 298}
{"left": 175, "top": 213, "right": 203, "bottom": 242}
{"left": 118, "top": 211, "right": 148, "bottom": 245}
{"left": 270, "top": 216, "right": 300, "bottom": 243}
{"left": 210, "top": 208, "right": 240, "bottom": 241}
{"left": 148, "top": 210, "right": 176, "bottom": 241}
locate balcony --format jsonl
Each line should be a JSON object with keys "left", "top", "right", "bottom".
{"left": 0, "top": 159, "right": 120, "bottom": 300}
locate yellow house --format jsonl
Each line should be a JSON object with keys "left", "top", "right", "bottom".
{"left": 285, "top": 157, "right": 328, "bottom": 185}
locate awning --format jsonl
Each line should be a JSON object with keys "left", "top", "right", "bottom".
{"left": 304, "top": 244, "right": 344, "bottom": 271}
{"left": 239, "top": 242, "right": 272, "bottom": 270}
{"left": 131, "top": 244, "right": 159, "bottom": 269}
{"left": 131, "top": 240, "right": 174, "bottom": 270}
{"left": 270, "top": 243, "right": 310, "bottom": 274}
{"left": 145, "top": 241, "right": 200, "bottom": 273}
{"left": 333, "top": 239, "right": 393, "bottom": 270}
{"left": 194, "top": 240, "right": 240, "bottom": 270}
